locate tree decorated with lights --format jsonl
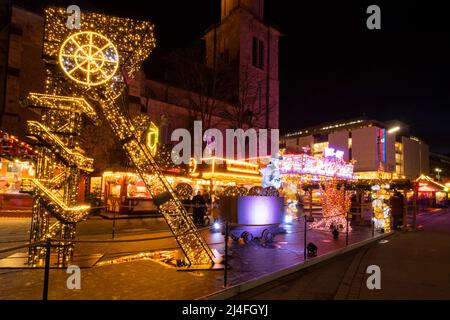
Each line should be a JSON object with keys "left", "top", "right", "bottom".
{"left": 310, "top": 179, "right": 351, "bottom": 232}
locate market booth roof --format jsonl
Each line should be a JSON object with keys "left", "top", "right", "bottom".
{"left": 415, "top": 174, "right": 449, "bottom": 193}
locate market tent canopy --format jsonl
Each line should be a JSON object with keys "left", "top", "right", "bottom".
{"left": 415, "top": 174, "right": 449, "bottom": 193}
{"left": 0, "top": 130, "right": 37, "bottom": 162}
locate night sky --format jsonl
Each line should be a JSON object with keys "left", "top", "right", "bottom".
{"left": 11, "top": 0, "right": 450, "bottom": 154}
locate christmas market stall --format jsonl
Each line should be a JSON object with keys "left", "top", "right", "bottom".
{"left": 276, "top": 147, "right": 354, "bottom": 233}
{"left": 0, "top": 130, "right": 36, "bottom": 213}
{"left": 415, "top": 174, "right": 449, "bottom": 208}
{"left": 97, "top": 156, "right": 262, "bottom": 216}
{"left": 188, "top": 157, "right": 262, "bottom": 197}
{"left": 99, "top": 171, "right": 194, "bottom": 215}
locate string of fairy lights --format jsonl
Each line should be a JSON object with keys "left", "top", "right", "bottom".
{"left": 26, "top": 92, "right": 94, "bottom": 265}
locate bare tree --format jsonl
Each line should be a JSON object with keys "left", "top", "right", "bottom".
{"left": 164, "top": 46, "right": 232, "bottom": 131}
{"left": 220, "top": 64, "right": 262, "bottom": 129}
{"left": 79, "top": 93, "right": 130, "bottom": 174}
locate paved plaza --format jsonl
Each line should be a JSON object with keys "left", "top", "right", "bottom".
{"left": 233, "top": 209, "right": 450, "bottom": 300}
{"left": 0, "top": 215, "right": 379, "bottom": 300}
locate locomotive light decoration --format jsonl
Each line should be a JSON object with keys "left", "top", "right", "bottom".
{"left": 24, "top": 7, "right": 215, "bottom": 268}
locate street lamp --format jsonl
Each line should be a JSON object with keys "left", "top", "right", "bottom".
{"left": 387, "top": 126, "right": 400, "bottom": 134}
{"left": 435, "top": 168, "right": 442, "bottom": 181}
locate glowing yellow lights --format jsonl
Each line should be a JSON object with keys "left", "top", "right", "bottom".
{"left": 28, "top": 7, "right": 213, "bottom": 267}
{"left": 26, "top": 92, "right": 98, "bottom": 122}
{"left": 189, "top": 158, "right": 197, "bottom": 175}
{"left": 146, "top": 122, "right": 159, "bottom": 157}
{"left": 27, "top": 121, "right": 94, "bottom": 172}
{"left": 415, "top": 174, "right": 447, "bottom": 189}
{"left": 189, "top": 157, "right": 262, "bottom": 182}
{"left": 59, "top": 31, "right": 119, "bottom": 86}
{"left": 202, "top": 172, "right": 262, "bottom": 182}
{"left": 387, "top": 126, "right": 400, "bottom": 134}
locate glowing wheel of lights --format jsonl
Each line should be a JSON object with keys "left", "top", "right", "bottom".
{"left": 59, "top": 31, "right": 119, "bottom": 86}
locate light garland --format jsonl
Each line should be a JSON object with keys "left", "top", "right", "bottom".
{"left": 59, "top": 31, "right": 120, "bottom": 86}
{"left": 26, "top": 92, "right": 98, "bottom": 123}
{"left": 0, "top": 129, "right": 36, "bottom": 161}
{"left": 43, "top": 6, "right": 156, "bottom": 99}
{"left": 371, "top": 183, "right": 391, "bottom": 233}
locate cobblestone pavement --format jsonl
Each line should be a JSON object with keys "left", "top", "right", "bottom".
{"left": 0, "top": 215, "right": 375, "bottom": 299}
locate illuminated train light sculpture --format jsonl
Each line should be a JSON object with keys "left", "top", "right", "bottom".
{"left": 24, "top": 7, "right": 215, "bottom": 268}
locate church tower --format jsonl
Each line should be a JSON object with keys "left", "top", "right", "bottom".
{"left": 204, "top": 0, "right": 281, "bottom": 130}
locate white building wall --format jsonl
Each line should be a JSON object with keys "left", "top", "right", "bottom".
{"left": 328, "top": 131, "right": 350, "bottom": 162}
{"left": 402, "top": 137, "right": 420, "bottom": 179}
{"left": 284, "top": 135, "right": 314, "bottom": 153}
{"left": 385, "top": 131, "right": 396, "bottom": 173}
{"left": 351, "top": 127, "right": 379, "bottom": 172}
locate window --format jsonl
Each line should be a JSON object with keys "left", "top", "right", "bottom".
{"left": 252, "top": 37, "right": 258, "bottom": 67}
{"left": 257, "top": 82, "right": 262, "bottom": 112}
{"left": 252, "top": 37, "right": 264, "bottom": 70}
{"left": 258, "top": 40, "right": 264, "bottom": 69}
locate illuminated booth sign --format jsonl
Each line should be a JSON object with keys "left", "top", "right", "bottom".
{"left": 279, "top": 148, "right": 353, "bottom": 179}
{"left": 145, "top": 122, "right": 159, "bottom": 157}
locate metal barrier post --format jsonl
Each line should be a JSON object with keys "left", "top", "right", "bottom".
{"left": 346, "top": 213, "right": 349, "bottom": 246}
{"left": 112, "top": 208, "right": 116, "bottom": 239}
{"left": 223, "top": 221, "right": 229, "bottom": 288}
{"left": 43, "top": 239, "right": 51, "bottom": 300}
{"left": 304, "top": 214, "right": 307, "bottom": 260}
{"left": 412, "top": 184, "right": 418, "bottom": 230}
{"left": 372, "top": 210, "right": 375, "bottom": 238}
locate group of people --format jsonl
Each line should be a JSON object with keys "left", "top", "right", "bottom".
{"left": 182, "top": 190, "right": 220, "bottom": 227}
{"left": 349, "top": 190, "right": 406, "bottom": 229}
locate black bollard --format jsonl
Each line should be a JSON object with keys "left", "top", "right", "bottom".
{"left": 43, "top": 239, "right": 51, "bottom": 300}
{"left": 304, "top": 215, "right": 307, "bottom": 260}
{"left": 223, "top": 221, "right": 229, "bottom": 288}
{"left": 346, "top": 214, "right": 349, "bottom": 246}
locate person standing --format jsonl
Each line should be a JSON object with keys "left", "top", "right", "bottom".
{"left": 390, "top": 191, "right": 403, "bottom": 230}
{"left": 192, "top": 191, "right": 206, "bottom": 227}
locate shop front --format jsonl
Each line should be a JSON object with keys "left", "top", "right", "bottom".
{"left": 416, "top": 174, "right": 449, "bottom": 208}
{"left": 0, "top": 131, "right": 36, "bottom": 214}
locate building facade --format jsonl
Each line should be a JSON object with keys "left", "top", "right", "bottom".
{"left": 282, "top": 118, "right": 429, "bottom": 180}
{"left": 203, "top": 0, "right": 281, "bottom": 130}
{"left": 429, "top": 152, "right": 450, "bottom": 182}
{"left": 0, "top": 6, "right": 44, "bottom": 137}
{"left": 0, "top": 1, "right": 280, "bottom": 160}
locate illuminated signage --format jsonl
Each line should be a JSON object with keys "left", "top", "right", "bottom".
{"left": 146, "top": 122, "right": 159, "bottom": 156}
{"left": 324, "top": 147, "right": 344, "bottom": 159}
{"left": 379, "top": 128, "right": 386, "bottom": 164}
{"left": 279, "top": 153, "right": 353, "bottom": 179}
